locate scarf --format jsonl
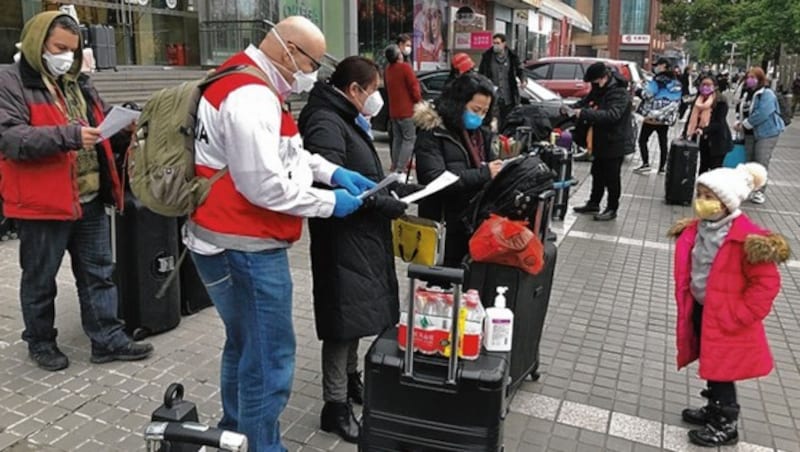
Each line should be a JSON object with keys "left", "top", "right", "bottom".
{"left": 690, "top": 210, "right": 740, "bottom": 304}
{"left": 686, "top": 93, "right": 714, "bottom": 137}
{"left": 462, "top": 129, "right": 485, "bottom": 168}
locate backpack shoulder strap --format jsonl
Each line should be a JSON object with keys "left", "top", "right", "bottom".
{"left": 197, "top": 64, "right": 284, "bottom": 184}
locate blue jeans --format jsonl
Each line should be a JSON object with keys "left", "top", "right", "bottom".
{"left": 191, "top": 248, "right": 295, "bottom": 452}
{"left": 17, "top": 199, "right": 129, "bottom": 353}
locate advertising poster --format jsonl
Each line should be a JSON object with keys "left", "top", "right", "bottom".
{"left": 413, "top": 0, "right": 447, "bottom": 70}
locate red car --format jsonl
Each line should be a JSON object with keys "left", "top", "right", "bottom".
{"left": 525, "top": 56, "right": 643, "bottom": 99}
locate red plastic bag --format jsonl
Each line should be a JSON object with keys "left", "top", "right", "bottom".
{"left": 469, "top": 214, "right": 545, "bottom": 275}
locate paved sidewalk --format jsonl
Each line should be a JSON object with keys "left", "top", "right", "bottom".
{"left": 1, "top": 123, "right": 799, "bottom": 452}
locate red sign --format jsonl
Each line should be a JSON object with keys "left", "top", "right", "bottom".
{"left": 470, "top": 32, "right": 493, "bottom": 50}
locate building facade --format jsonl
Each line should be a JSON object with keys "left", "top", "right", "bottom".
{"left": 571, "top": 0, "right": 666, "bottom": 67}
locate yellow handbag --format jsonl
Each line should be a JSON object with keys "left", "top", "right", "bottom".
{"left": 391, "top": 215, "right": 446, "bottom": 267}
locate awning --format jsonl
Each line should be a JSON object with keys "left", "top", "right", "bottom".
{"left": 492, "top": 0, "right": 543, "bottom": 9}
{"left": 538, "top": 0, "right": 592, "bottom": 33}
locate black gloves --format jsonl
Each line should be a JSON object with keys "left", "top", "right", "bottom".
{"left": 363, "top": 195, "right": 408, "bottom": 220}
{"left": 390, "top": 182, "right": 425, "bottom": 198}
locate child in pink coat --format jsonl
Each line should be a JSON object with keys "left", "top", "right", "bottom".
{"left": 669, "top": 162, "right": 790, "bottom": 447}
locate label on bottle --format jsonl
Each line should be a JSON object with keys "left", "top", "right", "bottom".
{"left": 490, "top": 318, "right": 512, "bottom": 348}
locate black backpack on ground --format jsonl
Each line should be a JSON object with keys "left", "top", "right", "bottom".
{"left": 463, "top": 153, "right": 555, "bottom": 234}
{"left": 501, "top": 105, "right": 553, "bottom": 147}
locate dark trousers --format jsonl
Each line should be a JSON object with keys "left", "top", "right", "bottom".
{"left": 497, "top": 102, "right": 516, "bottom": 132}
{"left": 17, "top": 199, "right": 129, "bottom": 354}
{"left": 588, "top": 157, "right": 624, "bottom": 211}
{"left": 692, "top": 302, "right": 737, "bottom": 407}
{"left": 699, "top": 135, "right": 725, "bottom": 174}
{"left": 638, "top": 123, "right": 669, "bottom": 169}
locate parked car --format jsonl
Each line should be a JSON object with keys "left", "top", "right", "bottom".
{"left": 371, "top": 70, "right": 575, "bottom": 133}
{"left": 524, "top": 56, "right": 642, "bottom": 99}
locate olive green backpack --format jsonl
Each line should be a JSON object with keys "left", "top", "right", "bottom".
{"left": 127, "top": 64, "right": 272, "bottom": 217}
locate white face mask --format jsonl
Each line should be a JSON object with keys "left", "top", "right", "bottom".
{"left": 402, "top": 46, "right": 412, "bottom": 56}
{"left": 359, "top": 88, "right": 384, "bottom": 117}
{"left": 273, "top": 30, "right": 318, "bottom": 94}
{"left": 43, "top": 50, "right": 74, "bottom": 76}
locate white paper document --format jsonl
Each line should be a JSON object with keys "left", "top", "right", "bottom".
{"left": 400, "top": 171, "right": 459, "bottom": 204}
{"left": 97, "top": 106, "right": 141, "bottom": 142}
{"left": 358, "top": 172, "right": 404, "bottom": 200}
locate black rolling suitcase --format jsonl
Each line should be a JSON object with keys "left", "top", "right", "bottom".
{"left": 114, "top": 192, "right": 181, "bottom": 340}
{"left": 466, "top": 189, "right": 557, "bottom": 395}
{"left": 466, "top": 241, "right": 557, "bottom": 395}
{"left": 361, "top": 265, "right": 508, "bottom": 452}
{"left": 665, "top": 138, "right": 699, "bottom": 205}
{"left": 177, "top": 218, "right": 213, "bottom": 315}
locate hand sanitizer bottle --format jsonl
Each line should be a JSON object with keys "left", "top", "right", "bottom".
{"left": 483, "top": 286, "right": 513, "bottom": 352}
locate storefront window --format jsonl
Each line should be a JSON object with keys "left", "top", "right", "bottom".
{"left": 593, "top": 0, "right": 609, "bottom": 35}
{"left": 198, "top": 0, "right": 279, "bottom": 66}
{"left": 621, "top": 0, "right": 649, "bottom": 35}
{"left": 358, "top": 0, "right": 413, "bottom": 66}
{"left": 1, "top": 1, "right": 25, "bottom": 63}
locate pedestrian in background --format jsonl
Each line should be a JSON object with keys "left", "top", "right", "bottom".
{"left": 299, "top": 56, "right": 420, "bottom": 443}
{"left": 0, "top": 11, "right": 152, "bottom": 372}
{"left": 384, "top": 44, "right": 422, "bottom": 173}
{"left": 734, "top": 66, "right": 785, "bottom": 204}
{"left": 634, "top": 57, "right": 682, "bottom": 174}
{"left": 683, "top": 75, "right": 732, "bottom": 174}
{"left": 478, "top": 33, "right": 525, "bottom": 130}
{"left": 569, "top": 62, "right": 634, "bottom": 221}
{"left": 669, "top": 162, "right": 788, "bottom": 447}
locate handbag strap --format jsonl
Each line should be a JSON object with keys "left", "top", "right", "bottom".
{"left": 397, "top": 225, "right": 422, "bottom": 262}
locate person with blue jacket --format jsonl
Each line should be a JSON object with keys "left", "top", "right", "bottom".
{"left": 734, "top": 67, "right": 785, "bottom": 204}
{"left": 634, "top": 58, "right": 683, "bottom": 174}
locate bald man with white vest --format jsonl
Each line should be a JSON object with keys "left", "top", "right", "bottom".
{"left": 184, "top": 16, "right": 375, "bottom": 451}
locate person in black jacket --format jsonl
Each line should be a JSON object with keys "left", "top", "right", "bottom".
{"left": 478, "top": 33, "right": 525, "bottom": 130}
{"left": 298, "top": 56, "right": 419, "bottom": 443}
{"left": 567, "top": 62, "right": 634, "bottom": 221}
{"left": 684, "top": 74, "right": 732, "bottom": 173}
{"left": 414, "top": 72, "right": 503, "bottom": 268}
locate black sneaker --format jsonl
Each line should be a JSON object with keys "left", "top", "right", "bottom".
{"left": 593, "top": 209, "right": 617, "bottom": 221}
{"left": 320, "top": 401, "right": 360, "bottom": 443}
{"left": 573, "top": 203, "right": 601, "bottom": 214}
{"left": 658, "top": 167, "right": 666, "bottom": 174}
{"left": 91, "top": 342, "right": 153, "bottom": 364}
{"left": 633, "top": 164, "right": 651, "bottom": 174}
{"left": 29, "top": 343, "right": 69, "bottom": 371}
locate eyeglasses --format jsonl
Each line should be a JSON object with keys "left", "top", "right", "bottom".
{"left": 290, "top": 41, "right": 322, "bottom": 71}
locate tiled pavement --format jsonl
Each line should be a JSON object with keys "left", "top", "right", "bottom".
{"left": 1, "top": 119, "right": 799, "bottom": 451}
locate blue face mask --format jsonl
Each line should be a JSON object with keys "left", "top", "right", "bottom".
{"left": 463, "top": 110, "right": 484, "bottom": 130}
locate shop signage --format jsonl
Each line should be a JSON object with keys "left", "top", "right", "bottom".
{"left": 621, "top": 34, "right": 651, "bottom": 45}
{"left": 281, "top": 0, "right": 323, "bottom": 27}
{"left": 470, "top": 32, "right": 493, "bottom": 49}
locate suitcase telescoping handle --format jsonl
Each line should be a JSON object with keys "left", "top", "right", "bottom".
{"left": 404, "top": 265, "right": 464, "bottom": 385}
{"left": 144, "top": 422, "right": 248, "bottom": 452}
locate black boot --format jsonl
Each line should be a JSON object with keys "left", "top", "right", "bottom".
{"left": 573, "top": 203, "right": 600, "bottom": 214}
{"left": 320, "top": 401, "right": 360, "bottom": 443}
{"left": 688, "top": 403, "right": 739, "bottom": 447}
{"left": 347, "top": 371, "right": 364, "bottom": 405}
{"left": 682, "top": 389, "right": 714, "bottom": 426}
{"left": 593, "top": 208, "right": 617, "bottom": 221}
{"left": 29, "top": 343, "right": 69, "bottom": 371}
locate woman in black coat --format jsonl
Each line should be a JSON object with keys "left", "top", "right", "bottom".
{"left": 298, "top": 57, "right": 416, "bottom": 443}
{"left": 682, "top": 74, "right": 732, "bottom": 173}
{"left": 414, "top": 72, "right": 502, "bottom": 268}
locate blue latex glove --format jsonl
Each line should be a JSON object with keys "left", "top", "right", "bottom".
{"left": 332, "top": 189, "right": 362, "bottom": 218}
{"left": 331, "top": 167, "right": 376, "bottom": 196}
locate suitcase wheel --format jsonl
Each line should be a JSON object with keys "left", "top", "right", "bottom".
{"left": 132, "top": 327, "right": 149, "bottom": 341}
{"left": 0, "top": 234, "right": 8, "bottom": 241}
{"left": 529, "top": 371, "right": 541, "bottom": 381}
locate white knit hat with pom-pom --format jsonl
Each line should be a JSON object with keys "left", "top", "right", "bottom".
{"left": 696, "top": 162, "right": 767, "bottom": 212}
